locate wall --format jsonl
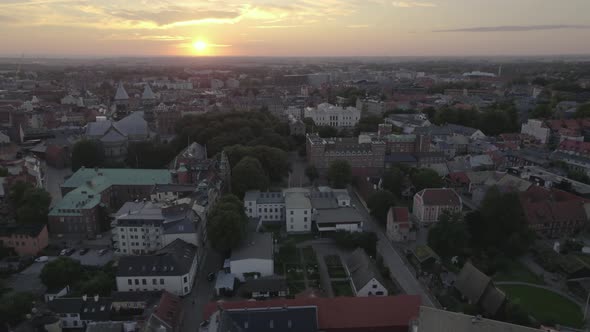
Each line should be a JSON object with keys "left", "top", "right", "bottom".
{"left": 285, "top": 207, "right": 311, "bottom": 233}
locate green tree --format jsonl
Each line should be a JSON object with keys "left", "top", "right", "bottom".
{"left": 231, "top": 157, "right": 270, "bottom": 198}
{"left": 76, "top": 271, "right": 115, "bottom": 296}
{"left": 530, "top": 103, "right": 552, "bottom": 119}
{"left": 410, "top": 168, "right": 443, "bottom": 192}
{"left": 0, "top": 292, "right": 34, "bottom": 325}
{"left": 40, "top": 257, "right": 84, "bottom": 290}
{"left": 126, "top": 142, "right": 176, "bottom": 169}
{"left": 382, "top": 166, "right": 404, "bottom": 197}
{"left": 207, "top": 195, "right": 248, "bottom": 252}
{"left": 367, "top": 190, "right": 396, "bottom": 225}
{"left": 0, "top": 167, "right": 8, "bottom": 177}
{"left": 317, "top": 126, "right": 338, "bottom": 138}
{"left": 9, "top": 182, "right": 51, "bottom": 224}
{"left": 225, "top": 145, "right": 290, "bottom": 182}
{"left": 354, "top": 115, "right": 382, "bottom": 135}
{"left": 575, "top": 103, "right": 590, "bottom": 118}
{"left": 71, "top": 139, "right": 104, "bottom": 171}
{"left": 305, "top": 165, "right": 319, "bottom": 184}
{"left": 328, "top": 160, "right": 352, "bottom": 189}
{"left": 427, "top": 212, "right": 470, "bottom": 260}
{"left": 568, "top": 169, "right": 590, "bottom": 184}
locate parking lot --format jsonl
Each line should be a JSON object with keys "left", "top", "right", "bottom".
{"left": 67, "top": 248, "right": 113, "bottom": 266}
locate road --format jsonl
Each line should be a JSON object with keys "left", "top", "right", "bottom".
{"left": 181, "top": 249, "right": 223, "bottom": 332}
{"left": 350, "top": 189, "right": 435, "bottom": 307}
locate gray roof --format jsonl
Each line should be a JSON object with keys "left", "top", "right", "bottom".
{"left": 244, "top": 191, "right": 285, "bottom": 204}
{"left": 223, "top": 306, "right": 318, "bottom": 332}
{"left": 455, "top": 263, "right": 490, "bottom": 304}
{"left": 48, "top": 297, "right": 112, "bottom": 321}
{"left": 142, "top": 84, "right": 156, "bottom": 100}
{"left": 315, "top": 207, "right": 363, "bottom": 225}
{"left": 115, "top": 112, "right": 148, "bottom": 137}
{"left": 309, "top": 191, "right": 339, "bottom": 209}
{"left": 244, "top": 277, "right": 288, "bottom": 293}
{"left": 115, "top": 82, "right": 129, "bottom": 100}
{"left": 231, "top": 231, "right": 273, "bottom": 261}
{"left": 414, "top": 306, "right": 542, "bottom": 332}
{"left": 285, "top": 192, "right": 311, "bottom": 209}
{"left": 345, "top": 248, "right": 385, "bottom": 292}
{"left": 116, "top": 239, "right": 197, "bottom": 277}
{"left": 100, "top": 127, "right": 126, "bottom": 143}
{"left": 215, "top": 271, "right": 237, "bottom": 291}
{"left": 86, "top": 322, "right": 123, "bottom": 332}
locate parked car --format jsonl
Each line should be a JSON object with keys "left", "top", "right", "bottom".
{"left": 59, "top": 249, "right": 68, "bottom": 256}
{"left": 98, "top": 249, "right": 109, "bottom": 256}
{"left": 65, "top": 248, "right": 76, "bottom": 256}
{"left": 79, "top": 248, "right": 89, "bottom": 256}
{"left": 35, "top": 256, "right": 49, "bottom": 263}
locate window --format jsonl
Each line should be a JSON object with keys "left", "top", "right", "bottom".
{"left": 304, "top": 210, "right": 308, "bottom": 215}
{"left": 153, "top": 279, "right": 157, "bottom": 285}
{"left": 142, "top": 279, "right": 147, "bottom": 285}
{"left": 372, "top": 284, "right": 377, "bottom": 289}
{"left": 160, "top": 279, "right": 164, "bottom": 285}
{"left": 184, "top": 276, "right": 188, "bottom": 283}
{"left": 128, "top": 279, "right": 132, "bottom": 285}
{"left": 73, "top": 321, "right": 78, "bottom": 327}
{"left": 134, "top": 279, "right": 139, "bottom": 285}
{"left": 184, "top": 286, "right": 188, "bottom": 293}
{"left": 290, "top": 225, "right": 294, "bottom": 230}
{"left": 290, "top": 211, "right": 294, "bottom": 215}
{"left": 304, "top": 217, "right": 307, "bottom": 222}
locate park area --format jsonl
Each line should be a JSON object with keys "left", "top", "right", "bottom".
{"left": 275, "top": 243, "right": 321, "bottom": 295}
{"left": 498, "top": 284, "right": 584, "bottom": 328}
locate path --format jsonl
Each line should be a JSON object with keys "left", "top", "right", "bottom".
{"left": 351, "top": 189, "right": 436, "bottom": 307}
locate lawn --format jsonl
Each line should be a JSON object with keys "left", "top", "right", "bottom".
{"left": 499, "top": 285, "right": 584, "bottom": 328}
{"left": 324, "top": 255, "right": 348, "bottom": 278}
{"left": 332, "top": 281, "right": 354, "bottom": 296}
{"left": 301, "top": 247, "right": 317, "bottom": 264}
{"left": 493, "top": 260, "right": 544, "bottom": 285}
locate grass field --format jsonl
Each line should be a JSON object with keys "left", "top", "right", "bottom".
{"left": 493, "top": 260, "right": 545, "bottom": 285}
{"left": 332, "top": 281, "right": 354, "bottom": 296}
{"left": 499, "top": 285, "right": 583, "bottom": 328}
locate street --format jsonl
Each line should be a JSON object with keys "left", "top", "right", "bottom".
{"left": 350, "top": 189, "right": 436, "bottom": 307}
{"left": 181, "top": 249, "right": 224, "bottom": 332}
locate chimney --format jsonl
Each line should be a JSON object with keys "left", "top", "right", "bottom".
{"left": 82, "top": 294, "right": 87, "bottom": 301}
{"left": 94, "top": 294, "right": 99, "bottom": 302}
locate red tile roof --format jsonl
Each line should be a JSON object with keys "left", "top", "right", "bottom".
{"left": 448, "top": 172, "right": 470, "bottom": 185}
{"left": 391, "top": 207, "right": 409, "bottom": 224}
{"left": 203, "top": 295, "right": 421, "bottom": 331}
{"left": 558, "top": 140, "right": 590, "bottom": 155}
{"left": 416, "top": 188, "right": 461, "bottom": 206}
{"left": 519, "top": 186, "right": 588, "bottom": 226}
{"left": 153, "top": 291, "right": 183, "bottom": 330}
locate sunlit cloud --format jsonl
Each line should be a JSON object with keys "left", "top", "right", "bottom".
{"left": 347, "top": 24, "right": 371, "bottom": 28}
{"left": 392, "top": 1, "right": 436, "bottom": 8}
{"left": 254, "top": 25, "right": 300, "bottom": 29}
{"left": 435, "top": 24, "right": 590, "bottom": 32}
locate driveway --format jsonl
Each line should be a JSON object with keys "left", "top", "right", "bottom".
{"left": 350, "top": 189, "right": 436, "bottom": 307}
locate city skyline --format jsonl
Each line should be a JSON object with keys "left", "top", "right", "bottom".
{"left": 1, "top": 0, "right": 590, "bottom": 57}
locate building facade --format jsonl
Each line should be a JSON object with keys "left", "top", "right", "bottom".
{"left": 304, "top": 103, "right": 360, "bottom": 128}
{"left": 0, "top": 223, "right": 49, "bottom": 256}
{"left": 306, "top": 133, "right": 386, "bottom": 171}
{"left": 412, "top": 188, "right": 462, "bottom": 224}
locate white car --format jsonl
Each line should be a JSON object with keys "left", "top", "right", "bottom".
{"left": 35, "top": 256, "right": 49, "bottom": 263}
{"left": 59, "top": 249, "right": 68, "bottom": 256}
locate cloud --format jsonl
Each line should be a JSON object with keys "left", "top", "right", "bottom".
{"left": 254, "top": 25, "right": 300, "bottom": 29}
{"left": 392, "top": 1, "right": 436, "bottom": 8}
{"left": 347, "top": 24, "right": 370, "bottom": 28}
{"left": 434, "top": 24, "right": 590, "bottom": 32}
{"left": 108, "top": 8, "right": 240, "bottom": 27}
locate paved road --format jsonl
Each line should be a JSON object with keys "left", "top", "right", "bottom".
{"left": 181, "top": 249, "right": 224, "bottom": 332}
{"left": 350, "top": 189, "right": 435, "bottom": 307}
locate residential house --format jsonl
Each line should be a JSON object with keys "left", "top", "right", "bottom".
{"left": 48, "top": 295, "right": 111, "bottom": 329}
{"left": 386, "top": 207, "right": 412, "bottom": 242}
{"left": 203, "top": 295, "right": 422, "bottom": 332}
{"left": 144, "top": 291, "right": 183, "bottom": 332}
{"left": 345, "top": 248, "right": 388, "bottom": 297}
{"left": 519, "top": 186, "right": 589, "bottom": 238}
{"left": 243, "top": 191, "right": 285, "bottom": 223}
{"left": 244, "top": 277, "right": 289, "bottom": 299}
{"left": 111, "top": 200, "right": 202, "bottom": 255}
{"left": 0, "top": 223, "right": 48, "bottom": 256}
{"left": 412, "top": 188, "right": 462, "bottom": 225}
{"left": 454, "top": 263, "right": 506, "bottom": 316}
{"left": 521, "top": 119, "right": 550, "bottom": 144}
{"left": 284, "top": 190, "right": 312, "bottom": 233}
{"left": 115, "top": 239, "right": 198, "bottom": 296}
{"left": 230, "top": 229, "right": 274, "bottom": 282}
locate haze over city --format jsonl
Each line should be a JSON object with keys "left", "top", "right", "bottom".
{"left": 1, "top": 0, "right": 590, "bottom": 57}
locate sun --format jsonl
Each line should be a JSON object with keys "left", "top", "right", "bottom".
{"left": 193, "top": 40, "right": 208, "bottom": 53}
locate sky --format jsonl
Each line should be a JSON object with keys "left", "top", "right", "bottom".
{"left": 0, "top": 0, "right": 589, "bottom": 57}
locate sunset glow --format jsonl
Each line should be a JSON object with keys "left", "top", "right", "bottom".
{"left": 0, "top": 0, "right": 589, "bottom": 57}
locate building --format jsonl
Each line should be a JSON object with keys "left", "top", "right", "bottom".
{"left": 356, "top": 98, "right": 386, "bottom": 116}
{"left": 519, "top": 186, "right": 589, "bottom": 238}
{"left": 386, "top": 207, "right": 411, "bottom": 242}
{"left": 243, "top": 191, "right": 285, "bottom": 223}
{"left": 345, "top": 248, "right": 388, "bottom": 297}
{"left": 144, "top": 291, "right": 183, "bottom": 332}
{"left": 0, "top": 223, "right": 48, "bottom": 256}
{"left": 230, "top": 230, "right": 274, "bottom": 281}
{"left": 48, "top": 295, "right": 112, "bottom": 329}
{"left": 309, "top": 188, "right": 363, "bottom": 232}
{"left": 115, "top": 239, "right": 198, "bottom": 296}
{"left": 454, "top": 263, "right": 506, "bottom": 316}
{"left": 49, "top": 167, "right": 173, "bottom": 238}
{"left": 306, "top": 133, "right": 386, "bottom": 173}
{"left": 521, "top": 119, "right": 550, "bottom": 144}
{"left": 203, "top": 295, "right": 421, "bottom": 332}
{"left": 243, "top": 277, "right": 288, "bottom": 299}
{"left": 284, "top": 191, "right": 312, "bottom": 233}
{"left": 304, "top": 103, "right": 360, "bottom": 128}
{"left": 111, "top": 200, "right": 202, "bottom": 255}
{"left": 412, "top": 188, "right": 462, "bottom": 224}
{"left": 411, "top": 306, "right": 543, "bottom": 332}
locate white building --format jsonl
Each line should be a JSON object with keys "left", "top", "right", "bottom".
{"left": 115, "top": 239, "right": 198, "bottom": 296}
{"left": 521, "top": 119, "right": 550, "bottom": 144}
{"left": 304, "top": 103, "right": 361, "bottom": 128}
{"left": 345, "top": 248, "right": 388, "bottom": 297}
{"left": 284, "top": 191, "right": 312, "bottom": 233}
{"left": 243, "top": 191, "right": 285, "bottom": 222}
{"left": 112, "top": 201, "right": 201, "bottom": 255}
{"left": 412, "top": 188, "right": 462, "bottom": 225}
{"left": 230, "top": 231, "right": 274, "bottom": 281}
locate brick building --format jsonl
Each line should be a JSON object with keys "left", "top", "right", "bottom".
{"left": 306, "top": 133, "right": 386, "bottom": 175}
{"left": 0, "top": 223, "right": 49, "bottom": 256}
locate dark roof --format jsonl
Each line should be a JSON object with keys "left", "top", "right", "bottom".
{"left": 415, "top": 188, "right": 461, "bottom": 206}
{"left": 204, "top": 295, "right": 421, "bottom": 330}
{"left": 116, "top": 239, "right": 196, "bottom": 277}
{"left": 0, "top": 223, "right": 46, "bottom": 237}
{"left": 455, "top": 263, "right": 490, "bottom": 305}
{"left": 48, "top": 296, "right": 112, "bottom": 321}
{"left": 244, "top": 277, "right": 288, "bottom": 293}
{"left": 345, "top": 248, "right": 386, "bottom": 292}
{"left": 223, "top": 306, "right": 318, "bottom": 332}
{"left": 111, "top": 291, "right": 162, "bottom": 303}
{"left": 231, "top": 230, "right": 273, "bottom": 261}
{"left": 385, "top": 153, "right": 417, "bottom": 163}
